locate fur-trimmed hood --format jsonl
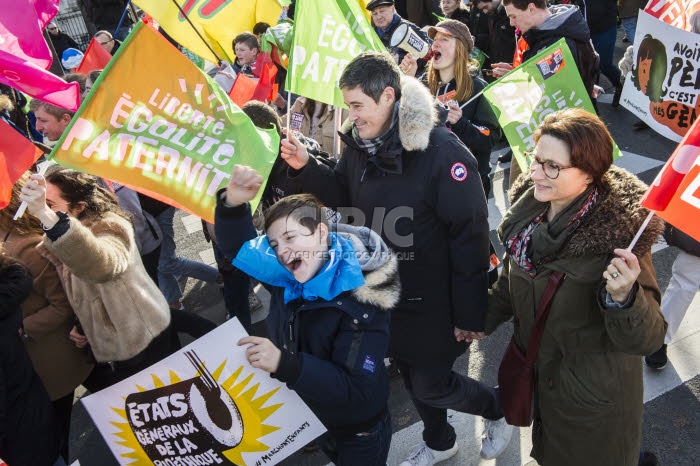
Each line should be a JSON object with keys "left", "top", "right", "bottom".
{"left": 507, "top": 166, "right": 665, "bottom": 257}
{"left": 340, "top": 75, "right": 439, "bottom": 153}
{"left": 335, "top": 223, "right": 401, "bottom": 311}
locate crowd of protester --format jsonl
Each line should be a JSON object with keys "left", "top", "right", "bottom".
{"left": 2, "top": 0, "right": 695, "bottom": 465}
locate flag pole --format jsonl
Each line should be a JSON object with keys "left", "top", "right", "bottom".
{"left": 333, "top": 106, "right": 342, "bottom": 159}
{"left": 14, "top": 162, "right": 51, "bottom": 221}
{"left": 286, "top": 90, "right": 292, "bottom": 138}
{"left": 626, "top": 210, "right": 656, "bottom": 251}
{"left": 113, "top": 0, "right": 133, "bottom": 39}
{"left": 168, "top": 0, "right": 223, "bottom": 64}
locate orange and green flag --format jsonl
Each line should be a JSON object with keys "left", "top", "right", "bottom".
{"left": 134, "top": 0, "right": 286, "bottom": 63}
{"left": 50, "top": 22, "right": 279, "bottom": 223}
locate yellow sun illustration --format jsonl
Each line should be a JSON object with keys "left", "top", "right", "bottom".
{"left": 109, "top": 360, "right": 283, "bottom": 465}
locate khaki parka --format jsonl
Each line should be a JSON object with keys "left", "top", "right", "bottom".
{"left": 486, "top": 166, "right": 668, "bottom": 466}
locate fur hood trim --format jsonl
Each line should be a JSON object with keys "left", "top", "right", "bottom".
{"left": 508, "top": 166, "right": 665, "bottom": 256}
{"left": 351, "top": 251, "right": 401, "bottom": 311}
{"left": 398, "top": 75, "right": 439, "bottom": 151}
{"left": 339, "top": 76, "right": 438, "bottom": 152}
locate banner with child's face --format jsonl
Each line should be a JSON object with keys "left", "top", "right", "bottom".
{"left": 51, "top": 22, "right": 279, "bottom": 223}
{"left": 81, "top": 318, "right": 326, "bottom": 466}
{"left": 621, "top": 11, "right": 700, "bottom": 142}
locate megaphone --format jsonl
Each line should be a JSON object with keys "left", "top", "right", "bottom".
{"left": 390, "top": 23, "right": 434, "bottom": 60}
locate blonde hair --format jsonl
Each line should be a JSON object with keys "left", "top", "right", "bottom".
{"left": 427, "top": 36, "right": 477, "bottom": 102}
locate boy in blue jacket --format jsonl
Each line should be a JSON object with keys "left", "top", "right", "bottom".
{"left": 215, "top": 165, "right": 399, "bottom": 465}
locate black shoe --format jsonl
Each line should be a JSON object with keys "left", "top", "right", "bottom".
{"left": 498, "top": 150, "right": 512, "bottom": 163}
{"left": 639, "top": 451, "right": 658, "bottom": 466}
{"left": 645, "top": 344, "right": 667, "bottom": 370}
{"left": 623, "top": 35, "right": 630, "bottom": 43}
{"left": 612, "top": 85, "right": 622, "bottom": 107}
{"left": 386, "top": 358, "right": 402, "bottom": 380}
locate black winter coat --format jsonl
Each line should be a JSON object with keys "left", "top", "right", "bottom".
{"left": 0, "top": 262, "right": 61, "bottom": 466}
{"left": 214, "top": 202, "right": 398, "bottom": 436}
{"left": 291, "top": 77, "right": 491, "bottom": 364}
{"left": 482, "top": 5, "right": 517, "bottom": 66}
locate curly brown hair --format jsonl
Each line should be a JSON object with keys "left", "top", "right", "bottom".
{"left": 44, "top": 166, "right": 129, "bottom": 222}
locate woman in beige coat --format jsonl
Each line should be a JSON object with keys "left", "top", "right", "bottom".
{"left": 20, "top": 166, "right": 172, "bottom": 393}
{"left": 1, "top": 172, "right": 93, "bottom": 460}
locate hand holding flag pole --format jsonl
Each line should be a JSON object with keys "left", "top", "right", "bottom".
{"left": 14, "top": 161, "right": 50, "bottom": 221}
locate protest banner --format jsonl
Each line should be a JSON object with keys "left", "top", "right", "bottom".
{"left": 134, "top": 0, "right": 285, "bottom": 63}
{"left": 0, "top": 120, "right": 43, "bottom": 208}
{"left": 286, "top": 0, "right": 386, "bottom": 107}
{"left": 50, "top": 22, "right": 279, "bottom": 224}
{"left": 641, "top": 117, "right": 700, "bottom": 242}
{"left": 482, "top": 39, "right": 617, "bottom": 172}
{"left": 82, "top": 318, "right": 326, "bottom": 466}
{"left": 0, "top": 0, "right": 80, "bottom": 111}
{"left": 620, "top": 12, "right": 700, "bottom": 142}
{"left": 644, "top": 0, "right": 700, "bottom": 31}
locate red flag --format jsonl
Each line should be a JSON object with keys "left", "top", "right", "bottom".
{"left": 641, "top": 117, "right": 700, "bottom": 242}
{"left": 252, "top": 59, "right": 278, "bottom": 102}
{"left": 76, "top": 38, "right": 112, "bottom": 74}
{"left": 0, "top": 120, "right": 43, "bottom": 208}
{"left": 641, "top": 118, "right": 700, "bottom": 211}
{"left": 228, "top": 73, "right": 258, "bottom": 107}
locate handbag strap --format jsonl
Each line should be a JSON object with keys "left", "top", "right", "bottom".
{"left": 524, "top": 270, "right": 566, "bottom": 367}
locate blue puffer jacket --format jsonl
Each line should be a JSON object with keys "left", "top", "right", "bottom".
{"left": 215, "top": 195, "right": 400, "bottom": 436}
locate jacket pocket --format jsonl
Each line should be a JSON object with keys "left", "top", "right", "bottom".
{"left": 561, "top": 366, "right": 614, "bottom": 412}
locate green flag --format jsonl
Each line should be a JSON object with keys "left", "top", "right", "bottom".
{"left": 50, "top": 22, "right": 279, "bottom": 223}
{"left": 286, "top": 0, "right": 386, "bottom": 107}
{"left": 483, "top": 39, "right": 620, "bottom": 172}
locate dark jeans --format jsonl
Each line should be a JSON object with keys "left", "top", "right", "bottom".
{"left": 52, "top": 392, "right": 74, "bottom": 461}
{"left": 212, "top": 240, "right": 252, "bottom": 333}
{"left": 83, "top": 325, "right": 175, "bottom": 393}
{"left": 591, "top": 26, "right": 622, "bottom": 88}
{"left": 397, "top": 355, "right": 503, "bottom": 451}
{"left": 316, "top": 410, "right": 392, "bottom": 466}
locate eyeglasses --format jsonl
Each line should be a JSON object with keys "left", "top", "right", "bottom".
{"left": 525, "top": 151, "right": 574, "bottom": 180}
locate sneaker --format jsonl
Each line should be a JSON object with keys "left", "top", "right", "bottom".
{"left": 644, "top": 344, "right": 667, "bottom": 370}
{"left": 248, "top": 291, "right": 263, "bottom": 312}
{"left": 480, "top": 417, "right": 514, "bottom": 459}
{"left": 399, "top": 441, "right": 459, "bottom": 466}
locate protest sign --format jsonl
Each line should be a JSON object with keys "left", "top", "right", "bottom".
{"left": 134, "top": 0, "right": 284, "bottom": 63}
{"left": 82, "top": 318, "right": 326, "bottom": 466}
{"left": 482, "top": 39, "right": 617, "bottom": 172}
{"left": 286, "top": 0, "right": 386, "bottom": 107}
{"left": 620, "top": 12, "right": 700, "bottom": 142}
{"left": 644, "top": 0, "right": 700, "bottom": 31}
{"left": 50, "top": 22, "right": 279, "bottom": 224}
{"left": 641, "top": 117, "right": 700, "bottom": 242}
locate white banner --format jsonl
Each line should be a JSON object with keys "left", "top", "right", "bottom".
{"left": 81, "top": 318, "right": 326, "bottom": 466}
{"left": 621, "top": 11, "right": 700, "bottom": 142}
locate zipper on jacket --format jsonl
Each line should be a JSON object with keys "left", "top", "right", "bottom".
{"left": 287, "top": 310, "right": 296, "bottom": 352}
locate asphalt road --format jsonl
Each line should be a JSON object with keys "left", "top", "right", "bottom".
{"left": 68, "top": 30, "right": 700, "bottom": 466}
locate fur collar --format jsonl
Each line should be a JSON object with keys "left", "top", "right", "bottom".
{"left": 340, "top": 75, "right": 438, "bottom": 152}
{"left": 351, "top": 252, "right": 401, "bottom": 311}
{"left": 508, "top": 166, "right": 665, "bottom": 257}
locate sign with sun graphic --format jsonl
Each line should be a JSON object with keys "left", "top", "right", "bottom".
{"left": 49, "top": 21, "right": 280, "bottom": 224}
{"left": 81, "top": 318, "right": 326, "bottom": 465}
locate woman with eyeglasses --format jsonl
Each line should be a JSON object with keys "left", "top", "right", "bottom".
{"left": 483, "top": 108, "right": 667, "bottom": 465}
{"left": 19, "top": 166, "right": 172, "bottom": 392}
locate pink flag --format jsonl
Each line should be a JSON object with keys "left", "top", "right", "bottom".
{"left": 0, "top": 0, "right": 80, "bottom": 111}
